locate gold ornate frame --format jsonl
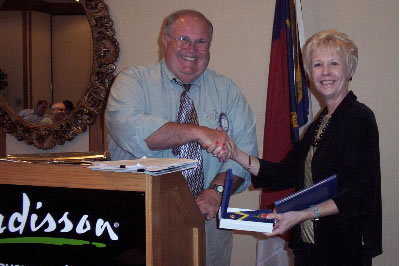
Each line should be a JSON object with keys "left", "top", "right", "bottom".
{"left": 0, "top": 0, "right": 119, "bottom": 150}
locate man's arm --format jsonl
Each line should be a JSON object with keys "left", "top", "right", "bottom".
{"left": 145, "top": 122, "right": 234, "bottom": 152}
{"left": 105, "top": 65, "right": 229, "bottom": 158}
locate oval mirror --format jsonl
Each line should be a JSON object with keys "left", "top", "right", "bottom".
{"left": 0, "top": 0, "right": 119, "bottom": 150}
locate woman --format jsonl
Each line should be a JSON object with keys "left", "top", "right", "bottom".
{"left": 212, "top": 29, "right": 382, "bottom": 265}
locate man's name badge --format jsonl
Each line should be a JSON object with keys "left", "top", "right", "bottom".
{"left": 219, "top": 113, "right": 229, "bottom": 132}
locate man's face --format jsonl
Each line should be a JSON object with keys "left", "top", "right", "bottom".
{"left": 35, "top": 102, "right": 48, "bottom": 116}
{"left": 162, "top": 14, "right": 211, "bottom": 83}
{"left": 52, "top": 103, "right": 66, "bottom": 122}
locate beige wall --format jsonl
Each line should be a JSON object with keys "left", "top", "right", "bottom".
{"left": 107, "top": 0, "right": 398, "bottom": 265}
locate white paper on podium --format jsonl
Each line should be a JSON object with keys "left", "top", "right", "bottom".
{"left": 89, "top": 157, "right": 198, "bottom": 176}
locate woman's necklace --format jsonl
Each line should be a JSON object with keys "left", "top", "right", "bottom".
{"left": 311, "top": 109, "right": 331, "bottom": 147}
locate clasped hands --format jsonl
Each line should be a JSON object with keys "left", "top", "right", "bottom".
{"left": 199, "top": 126, "right": 235, "bottom": 162}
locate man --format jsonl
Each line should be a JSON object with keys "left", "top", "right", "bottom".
{"left": 41, "top": 102, "right": 66, "bottom": 125}
{"left": 19, "top": 100, "right": 48, "bottom": 123}
{"left": 105, "top": 9, "right": 257, "bottom": 265}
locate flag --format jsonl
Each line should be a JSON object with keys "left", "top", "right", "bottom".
{"left": 262, "top": 0, "right": 291, "bottom": 164}
{"left": 257, "top": 0, "right": 309, "bottom": 264}
{"left": 260, "top": 0, "right": 309, "bottom": 241}
{"left": 288, "top": 0, "right": 309, "bottom": 141}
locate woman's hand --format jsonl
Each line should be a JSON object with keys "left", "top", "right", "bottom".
{"left": 263, "top": 211, "right": 304, "bottom": 237}
{"left": 201, "top": 127, "right": 236, "bottom": 162}
{"left": 264, "top": 200, "right": 340, "bottom": 237}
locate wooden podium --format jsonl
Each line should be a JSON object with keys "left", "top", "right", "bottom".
{"left": 0, "top": 161, "right": 205, "bottom": 266}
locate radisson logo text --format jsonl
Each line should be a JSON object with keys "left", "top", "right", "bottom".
{"left": 0, "top": 193, "right": 119, "bottom": 247}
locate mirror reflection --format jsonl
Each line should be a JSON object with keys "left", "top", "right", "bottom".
{"left": 0, "top": 0, "right": 92, "bottom": 125}
{"left": 0, "top": 0, "right": 119, "bottom": 150}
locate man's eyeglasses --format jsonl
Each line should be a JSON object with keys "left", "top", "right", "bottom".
{"left": 169, "top": 35, "right": 210, "bottom": 51}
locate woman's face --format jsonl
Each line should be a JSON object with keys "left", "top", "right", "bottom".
{"left": 311, "top": 46, "right": 349, "bottom": 104}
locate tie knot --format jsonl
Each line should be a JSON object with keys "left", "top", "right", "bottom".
{"left": 172, "top": 78, "right": 191, "bottom": 91}
{"left": 182, "top": 83, "right": 191, "bottom": 91}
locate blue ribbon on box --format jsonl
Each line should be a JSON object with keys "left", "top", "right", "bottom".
{"left": 226, "top": 209, "right": 274, "bottom": 222}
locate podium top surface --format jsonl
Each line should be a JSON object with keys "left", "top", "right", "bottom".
{"left": 0, "top": 161, "right": 149, "bottom": 192}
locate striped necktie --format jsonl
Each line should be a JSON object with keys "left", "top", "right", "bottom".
{"left": 171, "top": 78, "right": 204, "bottom": 197}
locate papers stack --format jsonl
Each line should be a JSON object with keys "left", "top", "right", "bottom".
{"left": 89, "top": 157, "right": 198, "bottom": 176}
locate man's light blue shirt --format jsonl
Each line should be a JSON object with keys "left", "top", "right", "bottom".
{"left": 105, "top": 60, "right": 258, "bottom": 192}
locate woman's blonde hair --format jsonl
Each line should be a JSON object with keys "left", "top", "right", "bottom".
{"left": 302, "top": 29, "right": 358, "bottom": 80}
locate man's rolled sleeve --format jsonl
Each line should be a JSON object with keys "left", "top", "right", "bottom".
{"left": 105, "top": 65, "right": 171, "bottom": 159}
{"left": 134, "top": 115, "right": 170, "bottom": 157}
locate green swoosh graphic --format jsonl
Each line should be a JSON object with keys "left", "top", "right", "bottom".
{"left": 0, "top": 237, "right": 106, "bottom": 248}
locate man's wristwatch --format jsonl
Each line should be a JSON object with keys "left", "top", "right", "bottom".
{"left": 208, "top": 184, "right": 224, "bottom": 196}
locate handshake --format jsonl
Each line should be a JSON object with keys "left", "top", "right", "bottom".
{"left": 196, "top": 125, "right": 255, "bottom": 175}
{"left": 199, "top": 126, "right": 237, "bottom": 162}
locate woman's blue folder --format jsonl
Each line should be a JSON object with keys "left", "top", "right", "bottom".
{"left": 274, "top": 174, "right": 337, "bottom": 213}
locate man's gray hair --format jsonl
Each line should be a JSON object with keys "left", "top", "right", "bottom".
{"left": 164, "top": 9, "right": 213, "bottom": 40}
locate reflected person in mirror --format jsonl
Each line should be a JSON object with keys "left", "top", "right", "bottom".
{"left": 210, "top": 29, "right": 382, "bottom": 265}
{"left": 105, "top": 9, "right": 257, "bottom": 266}
{"left": 63, "top": 99, "right": 75, "bottom": 115}
{"left": 41, "top": 102, "right": 67, "bottom": 125}
{"left": 18, "top": 99, "right": 48, "bottom": 123}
